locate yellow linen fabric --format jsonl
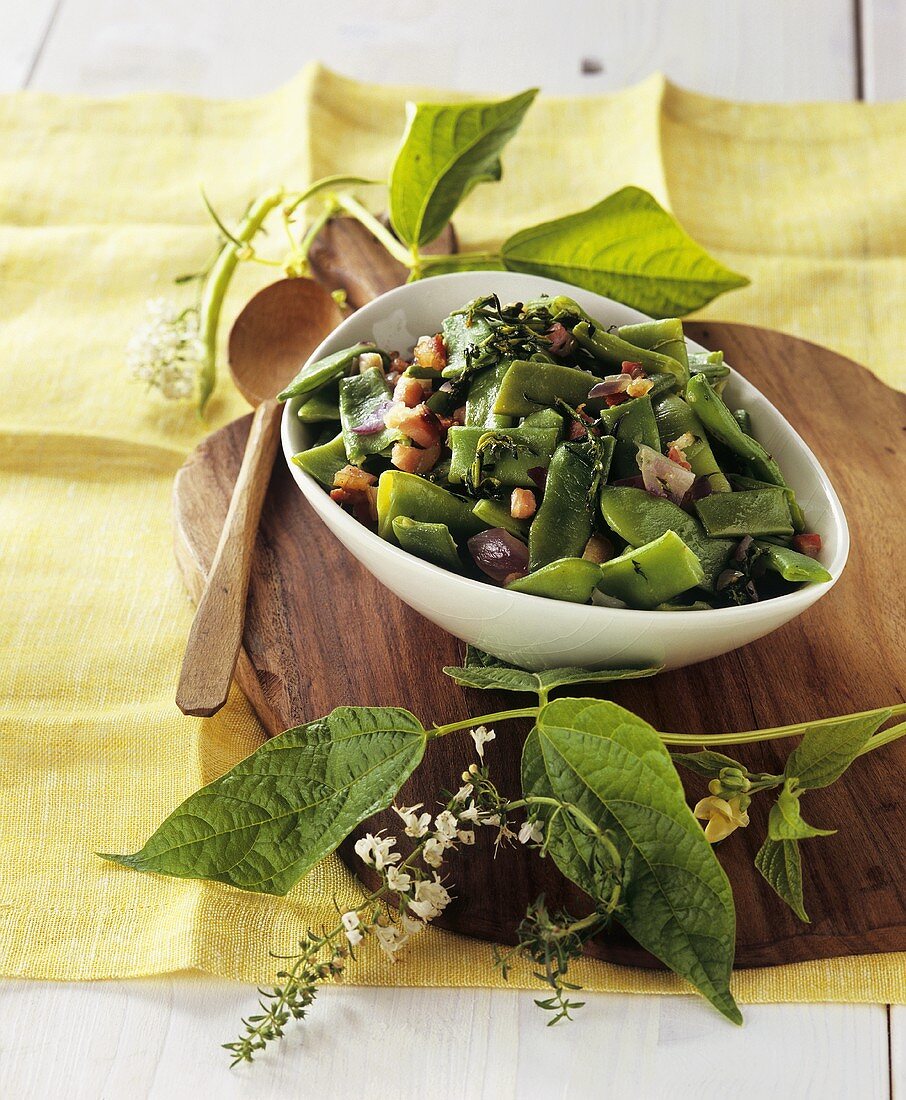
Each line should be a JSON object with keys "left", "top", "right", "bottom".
{"left": 1, "top": 66, "right": 904, "bottom": 1004}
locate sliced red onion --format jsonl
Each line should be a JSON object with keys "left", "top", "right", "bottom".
{"left": 637, "top": 444, "right": 696, "bottom": 506}
{"left": 467, "top": 528, "right": 529, "bottom": 584}
{"left": 438, "top": 381, "right": 454, "bottom": 394}
{"left": 527, "top": 466, "right": 548, "bottom": 490}
{"left": 733, "top": 534, "right": 754, "bottom": 562}
{"left": 716, "top": 568, "right": 744, "bottom": 591}
{"left": 588, "top": 375, "right": 632, "bottom": 399}
{"left": 547, "top": 322, "right": 576, "bottom": 357}
{"left": 684, "top": 475, "right": 714, "bottom": 505}
{"left": 351, "top": 399, "right": 394, "bottom": 435}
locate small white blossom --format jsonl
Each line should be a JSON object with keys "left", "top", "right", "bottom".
{"left": 495, "top": 823, "right": 518, "bottom": 851}
{"left": 394, "top": 803, "right": 432, "bottom": 838}
{"left": 518, "top": 820, "right": 545, "bottom": 845}
{"left": 453, "top": 783, "right": 473, "bottom": 803}
{"left": 373, "top": 922, "right": 408, "bottom": 961}
{"left": 408, "top": 874, "right": 452, "bottom": 921}
{"left": 457, "top": 829, "right": 475, "bottom": 845}
{"left": 126, "top": 297, "right": 203, "bottom": 401}
{"left": 470, "top": 725, "right": 496, "bottom": 760}
{"left": 422, "top": 837, "right": 447, "bottom": 868}
{"left": 354, "top": 832, "right": 401, "bottom": 870}
{"left": 401, "top": 912, "right": 425, "bottom": 936}
{"left": 434, "top": 810, "right": 459, "bottom": 839}
{"left": 385, "top": 865, "right": 413, "bottom": 894}
{"left": 341, "top": 911, "right": 363, "bottom": 946}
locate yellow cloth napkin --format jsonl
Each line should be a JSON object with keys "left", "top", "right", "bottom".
{"left": 1, "top": 65, "right": 904, "bottom": 1005}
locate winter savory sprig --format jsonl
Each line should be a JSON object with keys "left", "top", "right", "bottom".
{"left": 100, "top": 650, "right": 906, "bottom": 1064}
{"left": 127, "top": 90, "right": 747, "bottom": 412}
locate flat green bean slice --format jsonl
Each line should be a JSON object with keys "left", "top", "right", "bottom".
{"left": 447, "top": 426, "right": 559, "bottom": 488}
{"left": 754, "top": 541, "right": 832, "bottom": 583}
{"left": 297, "top": 380, "right": 340, "bottom": 423}
{"left": 732, "top": 408, "right": 752, "bottom": 435}
{"left": 653, "top": 393, "right": 731, "bottom": 492}
{"left": 729, "top": 473, "right": 805, "bottom": 531}
{"left": 685, "top": 374, "right": 787, "bottom": 487}
{"left": 392, "top": 517, "right": 463, "bottom": 573}
{"left": 572, "top": 320, "right": 689, "bottom": 388}
{"left": 520, "top": 407, "right": 564, "bottom": 432}
{"left": 598, "top": 530, "right": 705, "bottom": 610}
{"left": 493, "top": 360, "right": 602, "bottom": 417}
{"left": 472, "top": 498, "right": 530, "bottom": 538}
{"left": 339, "top": 369, "right": 400, "bottom": 465}
{"left": 377, "top": 471, "right": 486, "bottom": 542}
{"left": 292, "top": 432, "right": 348, "bottom": 488}
{"left": 530, "top": 436, "right": 615, "bottom": 570}
{"left": 599, "top": 485, "right": 734, "bottom": 590}
{"left": 278, "top": 343, "right": 378, "bottom": 402}
{"left": 441, "top": 308, "right": 494, "bottom": 377}
{"left": 609, "top": 395, "right": 660, "bottom": 480}
{"left": 506, "top": 557, "right": 602, "bottom": 603}
{"left": 465, "top": 362, "right": 515, "bottom": 428}
{"left": 618, "top": 318, "right": 689, "bottom": 373}
{"left": 694, "top": 488, "right": 794, "bottom": 538}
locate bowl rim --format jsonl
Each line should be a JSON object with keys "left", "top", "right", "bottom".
{"left": 281, "top": 271, "right": 850, "bottom": 624}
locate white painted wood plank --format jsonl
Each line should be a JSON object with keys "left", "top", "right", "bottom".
{"left": 0, "top": 0, "right": 60, "bottom": 91}
{"left": 861, "top": 0, "right": 906, "bottom": 100}
{"left": 893, "top": 1006, "right": 906, "bottom": 1098}
{"left": 29, "top": 0, "right": 856, "bottom": 101}
{"left": 0, "top": 978, "right": 889, "bottom": 1099}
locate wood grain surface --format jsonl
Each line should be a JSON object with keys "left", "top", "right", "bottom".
{"left": 173, "top": 221, "right": 906, "bottom": 970}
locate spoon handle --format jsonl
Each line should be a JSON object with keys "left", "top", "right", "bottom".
{"left": 176, "top": 398, "right": 283, "bottom": 717}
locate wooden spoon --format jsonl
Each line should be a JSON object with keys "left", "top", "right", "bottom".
{"left": 176, "top": 277, "right": 343, "bottom": 717}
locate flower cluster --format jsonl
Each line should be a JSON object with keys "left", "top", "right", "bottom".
{"left": 126, "top": 297, "right": 203, "bottom": 400}
{"left": 693, "top": 766, "right": 753, "bottom": 843}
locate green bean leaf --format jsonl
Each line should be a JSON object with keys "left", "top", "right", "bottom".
{"left": 755, "top": 837, "right": 809, "bottom": 922}
{"left": 500, "top": 187, "right": 749, "bottom": 317}
{"left": 443, "top": 645, "right": 660, "bottom": 696}
{"left": 522, "top": 698, "right": 741, "bottom": 1023}
{"left": 767, "top": 782, "right": 836, "bottom": 841}
{"left": 100, "top": 707, "right": 426, "bottom": 895}
{"left": 389, "top": 89, "right": 537, "bottom": 248}
{"left": 784, "top": 711, "right": 889, "bottom": 790}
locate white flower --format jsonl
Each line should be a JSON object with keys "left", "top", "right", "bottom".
{"left": 394, "top": 803, "right": 432, "bottom": 838}
{"left": 385, "top": 865, "right": 413, "bottom": 894}
{"left": 518, "top": 820, "right": 545, "bottom": 845}
{"left": 470, "top": 725, "right": 496, "bottom": 760}
{"left": 408, "top": 874, "right": 452, "bottom": 921}
{"left": 422, "top": 837, "right": 447, "bottom": 868}
{"left": 434, "top": 810, "right": 459, "bottom": 839}
{"left": 373, "top": 922, "right": 408, "bottom": 961}
{"left": 401, "top": 912, "right": 425, "bottom": 936}
{"left": 126, "top": 297, "right": 203, "bottom": 401}
{"left": 495, "top": 824, "right": 518, "bottom": 851}
{"left": 341, "top": 911, "right": 363, "bottom": 946}
{"left": 452, "top": 783, "right": 473, "bottom": 803}
{"left": 354, "top": 832, "right": 401, "bottom": 870}
{"left": 457, "top": 829, "right": 475, "bottom": 845}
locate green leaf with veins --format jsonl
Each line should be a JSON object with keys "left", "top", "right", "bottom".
{"left": 784, "top": 711, "right": 889, "bottom": 789}
{"left": 500, "top": 187, "right": 749, "bottom": 317}
{"left": 522, "top": 697, "right": 740, "bottom": 1023}
{"left": 755, "top": 837, "right": 809, "bottom": 922}
{"left": 389, "top": 89, "right": 537, "bottom": 249}
{"left": 101, "top": 707, "right": 426, "bottom": 895}
{"left": 443, "top": 646, "right": 660, "bottom": 696}
{"left": 767, "top": 781, "right": 836, "bottom": 841}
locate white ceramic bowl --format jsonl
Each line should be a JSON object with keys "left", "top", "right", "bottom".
{"left": 282, "top": 272, "right": 848, "bottom": 671}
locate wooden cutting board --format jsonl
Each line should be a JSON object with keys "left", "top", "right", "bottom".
{"left": 173, "top": 221, "right": 906, "bottom": 968}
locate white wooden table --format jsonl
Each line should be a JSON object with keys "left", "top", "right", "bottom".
{"left": 2, "top": 2, "right": 903, "bottom": 1095}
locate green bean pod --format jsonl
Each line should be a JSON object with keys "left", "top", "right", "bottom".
{"left": 529, "top": 436, "right": 615, "bottom": 570}
{"left": 754, "top": 541, "right": 832, "bottom": 583}
{"left": 694, "top": 488, "right": 794, "bottom": 538}
{"left": 685, "top": 374, "right": 787, "bottom": 487}
{"left": 392, "top": 517, "right": 463, "bottom": 572}
{"left": 506, "top": 558, "right": 602, "bottom": 603}
{"left": 297, "top": 380, "right": 340, "bottom": 423}
{"left": 572, "top": 320, "right": 689, "bottom": 388}
{"left": 465, "top": 362, "right": 516, "bottom": 428}
{"left": 339, "top": 369, "right": 400, "bottom": 465}
{"left": 278, "top": 343, "right": 378, "bottom": 402}
{"left": 618, "top": 318, "right": 689, "bottom": 373}
{"left": 471, "top": 498, "right": 530, "bottom": 538}
{"left": 653, "top": 393, "right": 731, "bottom": 492}
{"left": 729, "top": 474, "right": 806, "bottom": 531}
{"left": 597, "top": 530, "right": 705, "bottom": 610}
{"left": 291, "top": 432, "right": 349, "bottom": 489}
{"left": 447, "top": 426, "right": 560, "bottom": 488}
{"left": 608, "top": 395, "right": 661, "bottom": 481}
{"left": 377, "top": 471, "right": 486, "bottom": 542}
{"left": 493, "top": 360, "right": 603, "bottom": 417}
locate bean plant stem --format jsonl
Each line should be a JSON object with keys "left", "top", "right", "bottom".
{"left": 331, "top": 192, "right": 413, "bottom": 267}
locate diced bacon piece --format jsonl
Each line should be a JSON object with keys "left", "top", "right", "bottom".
{"left": 582, "top": 534, "right": 614, "bottom": 564}
{"left": 393, "top": 374, "right": 432, "bottom": 408}
{"left": 792, "top": 533, "right": 822, "bottom": 558}
{"left": 357, "top": 351, "right": 385, "bottom": 375}
{"left": 413, "top": 334, "right": 447, "bottom": 372}
{"left": 332, "top": 464, "right": 377, "bottom": 492}
{"left": 621, "top": 361, "right": 646, "bottom": 379}
{"left": 627, "top": 377, "right": 654, "bottom": 398}
{"left": 510, "top": 488, "right": 537, "bottom": 520}
{"left": 384, "top": 402, "right": 441, "bottom": 448}
{"left": 667, "top": 445, "right": 693, "bottom": 471}
{"left": 391, "top": 441, "right": 441, "bottom": 474}
{"left": 566, "top": 418, "right": 587, "bottom": 440}
{"left": 547, "top": 322, "right": 576, "bottom": 357}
